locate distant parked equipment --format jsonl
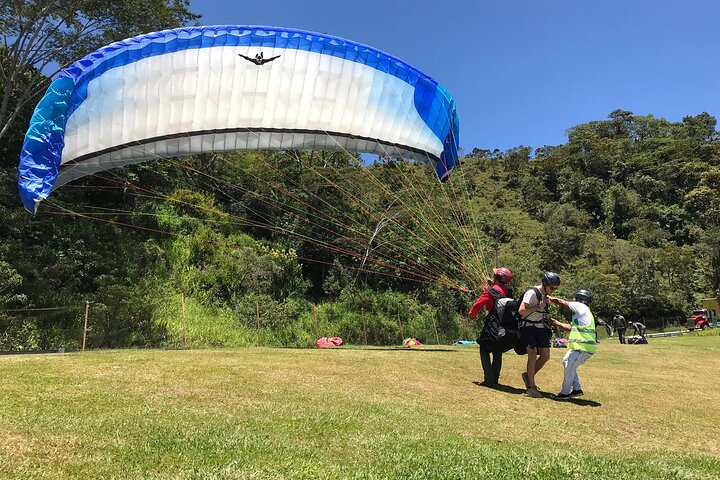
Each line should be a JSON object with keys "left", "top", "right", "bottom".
{"left": 687, "top": 308, "right": 713, "bottom": 331}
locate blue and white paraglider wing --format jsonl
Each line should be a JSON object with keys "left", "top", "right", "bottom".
{"left": 18, "top": 26, "right": 459, "bottom": 213}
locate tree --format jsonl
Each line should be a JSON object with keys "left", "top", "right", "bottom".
{"left": 0, "top": 259, "right": 31, "bottom": 350}
{"left": 608, "top": 109, "right": 634, "bottom": 139}
{"left": 0, "top": 0, "right": 199, "bottom": 143}
{"left": 682, "top": 112, "right": 718, "bottom": 143}
{"left": 538, "top": 204, "right": 590, "bottom": 269}
{"left": 0, "top": 47, "right": 40, "bottom": 164}
{"left": 684, "top": 186, "right": 720, "bottom": 228}
{"left": 0, "top": 259, "right": 25, "bottom": 308}
{"left": 601, "top": 184, "right": 642, "bottom": 238}
{"left": 571, "top": 269, "right": 626, "bottom": 319}
{"left": 503, "top": 145, "right": 532, "bottom": 172}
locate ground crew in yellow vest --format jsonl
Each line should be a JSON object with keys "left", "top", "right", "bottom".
{"left": 546, "top": 289, "right": 596, "bottom": 401}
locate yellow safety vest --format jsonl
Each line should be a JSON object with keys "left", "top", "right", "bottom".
{"left": 567, "top": 310, "right": 597, "bottom": 353}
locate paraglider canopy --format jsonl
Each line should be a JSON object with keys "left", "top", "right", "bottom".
{"left": 18, "top": 25, "right": 460, "bottom": 214}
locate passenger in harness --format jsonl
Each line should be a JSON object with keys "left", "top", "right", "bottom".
{"left": 518, "top": 272, "right": 560, "bottom": 398}
{"left": 469, "top": 267, "right": 514, "bottom": 387}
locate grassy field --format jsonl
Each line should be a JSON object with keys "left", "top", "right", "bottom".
{"left": 1, "top": 335, "right": 719, "bottom": 479}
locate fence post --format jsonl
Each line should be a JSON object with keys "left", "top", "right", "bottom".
{"left": 361, "top": 308, "right": 368, "bottom": 346}
{"left": 313, "top": 303, "right": 319, "bottom": 339}
{"left": 256, "top": 299, "right": 261, "bottom": 347}
{"left": 82, "top": 300, "right": 90, "bottom": 352}
{"left": 181, "top": 293, "right": 187, "bottom": 347}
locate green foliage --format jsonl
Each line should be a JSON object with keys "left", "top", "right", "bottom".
{"left": 155, "top": 288, "right": 255, "bottom": 348}
{"left": 695, "top": 327, "right": 720, "bottom": 337}
{"left": 309, "top": 288, "right": 444, "bottom": 345}
{"left": 0, "top": 47, "right": 43, "bottom": 165}
{"left": 538, "top": 203, "right": 591, "bottom": 269}
{"left": 602, "top": 184, "right": 643, "bottom": 238}
{"left": 0, "top": 259, "right": 26, "bottom": 308}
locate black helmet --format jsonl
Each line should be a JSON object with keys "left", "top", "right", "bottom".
{"left": 574, "top": 289, "right": 593, "bottom": 305}
{"left": 541, "top": 272, "right": 561, "bottom": 287}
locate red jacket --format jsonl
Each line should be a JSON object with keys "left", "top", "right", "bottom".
{"left": 469, "top": 284, "right": 510, "bottom": 319}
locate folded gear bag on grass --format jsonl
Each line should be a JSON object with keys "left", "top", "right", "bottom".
{"left": 316, "top": 336, "right": 343, "bottom": 348}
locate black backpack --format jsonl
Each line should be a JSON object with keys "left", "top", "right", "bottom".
{"left": 476, "top": 286, "right": 543, "bottom": 354}
{"left": 476, "top": 287, "right": 521, "bottom": 353}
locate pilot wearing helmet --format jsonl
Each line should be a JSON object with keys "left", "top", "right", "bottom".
{"left": 469, "top": 267, "right": 513, "bottom": 387}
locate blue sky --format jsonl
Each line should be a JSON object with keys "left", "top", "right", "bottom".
{"left": 189, "top": 0, "right": 720, "bottom": 153}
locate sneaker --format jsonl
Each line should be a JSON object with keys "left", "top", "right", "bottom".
{"left": 521, "top": 372, "right": 529, "bottom": 389}
{"left": 552, "top": 393, "right": 572, "bottom": 401}
{"left": 569, "top": 389, "right": 584, "bottom": 397}
{"left": 526, "top": 386, "right": 542, "bottom": 398}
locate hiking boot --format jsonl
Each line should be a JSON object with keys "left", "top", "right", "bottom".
{"left": 526, "top": 386, "right": 542, "bottom": 398}
{"left": 569, "top": 389, "right": 584, "bottom": 397}
{"left": 521, "top": 372, "right": 529, "bottom": 389}
{"left": 551, "top": 393, "right": 572, "bottom": 401}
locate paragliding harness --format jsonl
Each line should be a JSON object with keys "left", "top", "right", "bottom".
{"left": 518, "top": 287, "right": 546, "bottom": 326}
{"left": 476, "top": 287, "right": 524, "bottom": 354}
{"left": 517, "top": 287, "right": 553, "bottom": 344}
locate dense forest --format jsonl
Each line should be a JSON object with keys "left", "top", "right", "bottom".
{"left": 1, "top": 3, "right": 719, "bottom": 350}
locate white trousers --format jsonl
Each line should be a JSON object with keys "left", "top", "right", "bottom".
{"left": 561, "top": 349, "right": 593, "bottom": 395}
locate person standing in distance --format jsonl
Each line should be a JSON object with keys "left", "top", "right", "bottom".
{"left": 547, "top": 289, "right": 596, "bottom": 401}
{"left": 518, "top": 272, "right": 560, "bottom": 398}
{"left": 469, "top": 267, "right": 513, "bottom": 387}
{"left": 613, "top": 311, "right": 627, "bottom": 344}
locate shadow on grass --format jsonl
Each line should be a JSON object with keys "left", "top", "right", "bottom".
{"left": 472, "top": 381, "right": 526, "bottom": 395}
{"left": 542, "top": 394, "right": 602, "bottom": 407}
{"left": 561, "top": 398, "right": 602, "bottom": 407}
{"left": 471, "top": 381, "right": 602, "bottom": 406}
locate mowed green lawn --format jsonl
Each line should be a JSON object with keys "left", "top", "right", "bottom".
{"left": 1, "top": 335, "right": 719, "bottom": 479}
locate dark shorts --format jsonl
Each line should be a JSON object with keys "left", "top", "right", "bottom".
{"left": 520, "top": 326, "right": 550, "bottom": 349}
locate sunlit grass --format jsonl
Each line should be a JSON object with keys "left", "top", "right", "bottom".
{"left": 1, "top": 335, "right": 719, "bottom": 479}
